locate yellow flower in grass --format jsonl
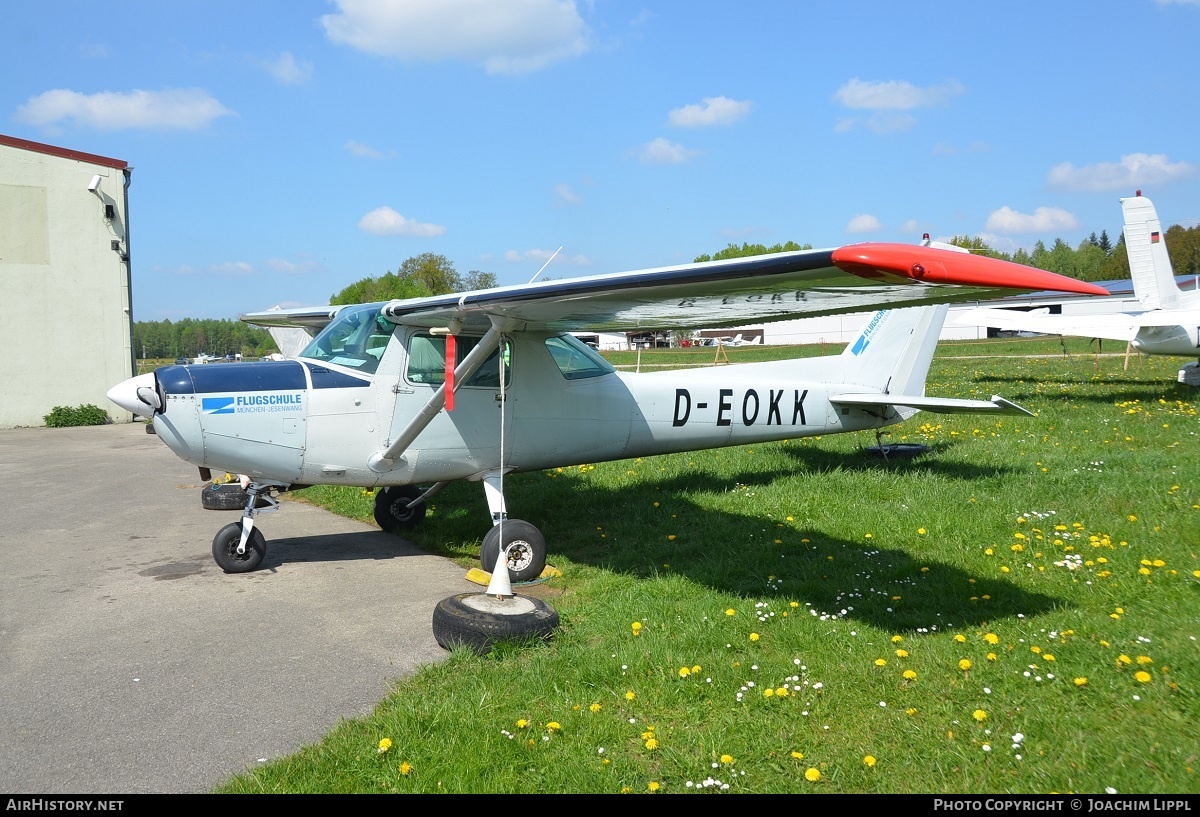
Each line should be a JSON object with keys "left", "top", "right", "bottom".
{"left": 1136, "top": 655, "right": 1153, "bottom": 665}
{"left": 983, "top": 633, "right": 999, "bottom": 645}
{"left": 547, "top": 721, "right": 561, "bottom": 732}
{"left": 679, "top": 666, "right": 691, "bottom": 678}
{"left": 749, "top": 632, "right": 760, "bottom": 642}
{"left": 647, "top": 781, "right": 660, "bottom": 792}
{"left": 987, "top": 652, "right": 998, "bottom": 662}
{"left": 972, "top": 709, "right": 988, "bottom": 723}
{"left": 645, "top": 737, "right": 659, "bottom": 750}
{"left": 805, "top": 767, "right": 822, "bottom": 782}
{"left": 625, "top": 691, "right": 635, "bottom": 701}
{"left": 863, "top": 755, "right": 877, "bottom": 768}
{"left": 1135, "top": 671, "right": 1152, "bottom": 684}
{"left": 896, "top": 649, "right": 909, "bottom": 658}
{"left": 377, "top": 738, "right": 393, "bottom": 754}
{"left": 589, "top": 703, "right": 601, "bottom": 713}
{"left": 764, "top": 688, "right": 775, "bottom": 698}
{"left": 720, "top": 754, "right": 733, "bottom": 764}
{"left": 692, "top": 665, "right": 702, "bottom": 674}
{"left": 1074, "top": 677, "right": 1088, "bottom": 687}
{"left": 959, "top": 659, "right": 973, "bottom": 671}
{"left": 875, "top": 658, "right": 887, "bottom": 667}
{"left": 791, "top": 751, "right": 805, "bottom": 760}
{"left": 725, "top": 608, "right": 736, "bottom": 617}
{"left": 954, "top": 634, "right": 967, "bottom": 643}
{"left": 631, "top": 621, "right": 642, "bottom": 636}
{"left": 892, "top": 635, "right": 903, "bottom": 643}
{"left": 903, "top": 670, "right": 917, "bottom": 680}
{"left": 1117, "top": 654, "right": 1132, "bottom": 666}
{"left": 516, "top": 718, "right": 529, "bottom": 729}
{"left": 399, "top": 761, "right": 412, "bottom": 776}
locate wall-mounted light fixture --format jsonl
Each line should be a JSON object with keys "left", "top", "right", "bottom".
{"left": 88, "top": 174, "right": 102, "bottom": 194}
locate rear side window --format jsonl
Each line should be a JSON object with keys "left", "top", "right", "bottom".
{"left": 544, "top": 334, "right": 613, "bottom": 380}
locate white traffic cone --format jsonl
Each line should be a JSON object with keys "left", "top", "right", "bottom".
{"left": 485, "top": 546, "right": 513, "bottom": 599}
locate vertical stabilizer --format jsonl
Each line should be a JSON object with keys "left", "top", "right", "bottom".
{"left": 839, "top": 304, "right": 948, "bottom": 395}
{"left": 1122, "top": 193, "right": 1180, "bottom": 310}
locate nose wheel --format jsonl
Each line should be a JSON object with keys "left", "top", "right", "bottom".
{"left": 212, "top": 522, "right": 266, "bottom": 573}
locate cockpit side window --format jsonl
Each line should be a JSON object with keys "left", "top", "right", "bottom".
{"left": 406, "top": 334, "right": 512, "bottom": 387}
{"left": 298, "top": 305, "right": 396, "bottom": 375}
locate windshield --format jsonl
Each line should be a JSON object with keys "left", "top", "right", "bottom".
{"left": 298, "top": 304, "right": 396, "bottom": 375}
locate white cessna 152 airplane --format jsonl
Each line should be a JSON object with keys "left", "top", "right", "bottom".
{"left": 954, "top": 192, "right": 1200, "bottom": 383}
{"left": 108, "top": 242, "right": 1106, "bottom": 579}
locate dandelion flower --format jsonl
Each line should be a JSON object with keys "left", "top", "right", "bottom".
{"left": 631, "top": 621, "right": 642, "bottom": 635}
{"left": 377, "top": 738, "right": 393, "bottom": 754}
{"left": 805, "top": 767, "right": 822, "bottom": 782}
{"left": 1135, "top": 671, "right": 1152, "bottom": 683}
{"left": 720, "top": 754, "right": 733, "bottom": 764}
{"left": 516, "top": 719, "right": 529, "bottom": 729}
{"left": 547, "top": 721, "right": 561, "bottom": 732}
{"left": 903, "top": 670, "right": 917, "bottom": 680}
{"left": 679, "top": 667, "right": 691, "bottom": 678}
{"left": 875, "top": 658, "right": 887, "bottom": 667}
{"left": 647, "top": 781, "right": 660, "bottom": 792}
{"left": 645, "top": 738, "right": 658, "bottom": 750}
{"left": 892, "top": 635, "right": 903, "bottom": 643}
{"left": 1074, "top": 677, "right": 1088, "bottom": 687}
{"left": 791, "top": 751, "right": 805, "bottom": 760}
{"left": 625, "top": 691, "right": 635, "bottom": 701}
{"left": 399, "top": 761, "right": 412, "bottom": 776}
{"left": 987, "top": 652, "right": 998, "bottom": 662}
{"left": 726, "top": 608, "right": 736, "bottom": 617}
{"left": 959, "top": 659, "right": 973, "bottom": 671}
{"left": 973, "top": 709, "right": 988, "bottom": 722}
{"left": 864, "top": 755, "right": 877, "bottom": 767}
{"left": 984, "top": 633, "right": 999, "bottom": 645}
{"left": 749, "top": 632, "right": 760, "bottom": 642}
{"left": 955, "top": 634, "right": 967, "bottom": 643}
{"left": 764, "top": 688, "right": 775, "bottom": 698}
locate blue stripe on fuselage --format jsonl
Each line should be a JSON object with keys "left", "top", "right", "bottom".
{"left": 157, "top": 360, "right": 370, "bottom": 396}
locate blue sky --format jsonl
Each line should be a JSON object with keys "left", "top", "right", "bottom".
{"left": 4, "top": 0, "right": 1199, "bottom": 321}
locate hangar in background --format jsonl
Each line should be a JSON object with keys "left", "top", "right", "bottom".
{"left": 0, "top": 134, "right": 134, "bottom": 428}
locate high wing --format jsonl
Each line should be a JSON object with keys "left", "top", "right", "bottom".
{"left": 952, "top": 306, "right": 1142, "bottom": 342}
{"left": 241, "top": 243, "right": 1106, "bottom": 335}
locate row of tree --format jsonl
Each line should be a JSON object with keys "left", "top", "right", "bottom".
{"left": 134, "top": 225, "right": 1200, "bottom": 360}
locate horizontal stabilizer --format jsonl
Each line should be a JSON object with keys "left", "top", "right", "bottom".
{"left": 831, "top": 392, "right": 1033, "bottom": 416}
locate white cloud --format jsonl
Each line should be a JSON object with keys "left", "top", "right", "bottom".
{"left": 357, "top": 206, "right": 446, "bottom": 237}
{"left": 864, "top": 112, "right": 916, "bottom": 134}
{"left": 265, "top": 51, "right": 314, "bottom": 85}
{"left": 668, "top": 96, "right": 753, "bottom": 127}
{"left": 554, "top": 183, "right": 582, "bottom": 204}
{"left": 985, "top": 206, "right": 1080, "bottom": 234}
{"left": 344, "top": 140, "right": 396, "bottom": 159}
{"left": 833, "top": 78, "right": 964, "bottom": 110}
{"left": 209, "top": 261, "right": 255, "bottom": 276}
{"left": 846, "top": 214, "right": 883, "bottom": 234}
{"left": 638, "top": 137, "right": 699, "bottom": 164}
{"left": 321, "top": 0, "right": 591, "bottom": 75}
{"left": 1046, "top": 153, "right": 1195, "bottom": 192}
{"left": 14, "top": 88, "right": 234, "bottom": 131}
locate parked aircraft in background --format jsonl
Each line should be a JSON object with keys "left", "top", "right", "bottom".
{"left": 108, "top": 239, "right": 1105, "bottom": 589}
{"left": 954, "top": 192, "right": 1200, "bottom": 384}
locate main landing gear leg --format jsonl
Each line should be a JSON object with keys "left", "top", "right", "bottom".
{"left": 212, "top": 483, "right": 279, "bottom": 573}
{"left": 477, "top": 473, "right": 547, "bottom": 584}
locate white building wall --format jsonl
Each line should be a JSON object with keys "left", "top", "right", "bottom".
{"left": 0, "top": 135, "right": 134, "bottom": 427}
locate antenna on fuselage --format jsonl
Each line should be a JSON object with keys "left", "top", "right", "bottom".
{"left": 528, "top": 246, "right": 562, "bottom": 283}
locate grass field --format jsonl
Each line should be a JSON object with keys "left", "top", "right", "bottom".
{"left": 215, "top": 338, "right": 1198, "bottom": 794}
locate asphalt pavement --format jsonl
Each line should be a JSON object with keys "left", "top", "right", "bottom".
{"left": 0, "top": 421, "right": 478, "bottom": 795}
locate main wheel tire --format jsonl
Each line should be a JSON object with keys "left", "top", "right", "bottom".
{"left": 373, "top": 486, "right": 428, "bottom": 532}
{"left": 480, "top": 520, "right": 547, "bottom": 584}
{"left": 212, "top": 522, "right": 266, "bottom": 573}
{"left": 431, "top": 592, "right": 559, "bottom": 655}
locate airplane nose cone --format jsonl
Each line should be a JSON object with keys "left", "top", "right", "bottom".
{"left": 107, "top": 372, "right": 160, "bottom": 419}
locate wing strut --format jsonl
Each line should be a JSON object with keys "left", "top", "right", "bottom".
{"left": 368, "top": 326, "right": 501, "bottom": 473}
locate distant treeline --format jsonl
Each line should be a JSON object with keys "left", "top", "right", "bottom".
{"left": 133, "top": 318, "right": 277, "bottom": 361}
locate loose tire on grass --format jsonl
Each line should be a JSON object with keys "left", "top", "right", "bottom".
{"left": 431, "top": 592, "right": 559, "bottom": 656}
{"left": 373, "top": 485, "right": 428, "bottom": 531}
{"left": 201, "top": 483, "right": 271, "bottom": 511}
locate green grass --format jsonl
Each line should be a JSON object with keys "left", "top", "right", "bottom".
{"left": 215, "top": 344, "right": 1199, "bottom": 794}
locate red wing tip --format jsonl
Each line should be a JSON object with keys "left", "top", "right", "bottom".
{"left": 832, "top": 244, "right": 1110, "bottom": 297}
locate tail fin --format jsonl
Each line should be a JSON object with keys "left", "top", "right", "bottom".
{"left": 840, "top": 304, "right": 947, "bottom": 395}
{"left": 1122, "top": 192, "right": 1180, "bottom": 310}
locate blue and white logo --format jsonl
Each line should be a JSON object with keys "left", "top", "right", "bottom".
{"left": 202, "top": 397, "right": 236, "bottom": 415}
{"left": 850, "top": 311, "right": 886, "bottom": 356}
